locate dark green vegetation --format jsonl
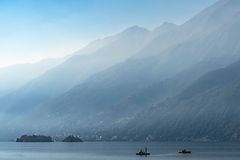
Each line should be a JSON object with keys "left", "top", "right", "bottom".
{"left": 16, "top": 135, "right": 53, "bottom": 142}
{"left": 62, "top": 135, "right": 83, "bottom": 142}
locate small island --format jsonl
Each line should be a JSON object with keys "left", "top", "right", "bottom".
{"left": 62, "top": 135, "right": 83, "bottom": 142}
{"left": 16, "top": 135, "right": 53, "bottom": 142}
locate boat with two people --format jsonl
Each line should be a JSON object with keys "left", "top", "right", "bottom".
{"left": 136, "top": 147, "right": 150, "bottom": 156}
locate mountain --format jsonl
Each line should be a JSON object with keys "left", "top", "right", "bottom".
{"left": 0, "top": 25, "right": 173, "bottom": 114}
{"left": 9, "top": 55, "right": 235, "bottom": 137}
{"left": 27, "top": 26, "right": 151, "bottom": 97}
{"left": 137, "top": 0, "right": 240, "bottom": 58}
{"left": 0, "top": 58, "right": 63, "bottom": 97}
{"left": 0, "top": 24, "right": 178, "bottom": 139}
{"left": 1, "top": 0, "right": 240, "bottom": 141}
{"left": 120, "top": 60, "right": 240, "bottom": 141}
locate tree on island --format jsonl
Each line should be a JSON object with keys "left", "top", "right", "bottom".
{"left": 16, "top": 135, "right": 53, "bottom": 142}
{"left": 62, "top": 135, "right": 83, "bottom": 142}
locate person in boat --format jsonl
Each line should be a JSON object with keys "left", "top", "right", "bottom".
{"left": 179, "top": 149, "right": 191, "bottom": 154}
{"left": 136, "top": 147, "right": 150, "bottom": 156}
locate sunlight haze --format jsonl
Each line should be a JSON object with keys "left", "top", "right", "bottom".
{"left": 0, "top": 0, "right": 217, "bottom": 68}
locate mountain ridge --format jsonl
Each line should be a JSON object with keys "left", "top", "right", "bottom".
{"left": 1, "top": 0, "right": 240, "bottom": 141}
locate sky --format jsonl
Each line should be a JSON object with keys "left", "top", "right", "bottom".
{"left": 0, "top": 0, "right": 217, "bottom": 68}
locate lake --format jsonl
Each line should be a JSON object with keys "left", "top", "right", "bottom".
{"left": 0, "top": 142, "right": 239, "bottom": 160}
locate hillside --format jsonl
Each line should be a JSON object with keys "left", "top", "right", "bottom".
{"left": 120, "top": 61, "right": 240, "bottom": 141}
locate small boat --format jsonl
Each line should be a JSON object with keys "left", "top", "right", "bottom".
{"left": 178, "top": 149, "right": 191, "bottom": 154}
{"left": 136, "top": 147, "right": 150, "bottom": 156}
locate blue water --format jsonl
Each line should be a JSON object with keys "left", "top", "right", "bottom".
{"left": 0, "top": 142, "right": 239, "bottom": 160}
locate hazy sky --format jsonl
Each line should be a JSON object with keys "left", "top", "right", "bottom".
{"left": 0, "top": 0, "right": 217, "bottom": 68}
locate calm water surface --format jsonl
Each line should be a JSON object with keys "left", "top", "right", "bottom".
{"left": 0, "top": 142, "right": 239, "bottom": 160}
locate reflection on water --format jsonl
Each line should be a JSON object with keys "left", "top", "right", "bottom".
{"left": 0, "top": 142, "right": 239, "bottom": 160}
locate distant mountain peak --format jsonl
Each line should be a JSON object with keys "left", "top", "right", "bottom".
{"left": 154, "top": 22, "right": 177, "bottom": 30}
{"left": 152, "top": 22, "right": 177, "bottom": 35}
{"left": 183, "top": 0, "right": 240, "bottom": 29}
{"left": 222, "top": 0, "right": 240, "bottom": 6}
{"left": 121, "top": 25, "right": 149, "bottom": 34}
{"left": 161, "top": 22, "right": 177, "bottom": 27}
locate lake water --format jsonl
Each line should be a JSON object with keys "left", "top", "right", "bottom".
{"left": 0, "top": 142, "right": 239, "bottom": 160}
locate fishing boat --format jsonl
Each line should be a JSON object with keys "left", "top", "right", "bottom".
{"left": 179, "top": 149, "right": 191, "bottom": 154}
{"left": 136, "top": 147, "right": 150, "bottom": 156}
